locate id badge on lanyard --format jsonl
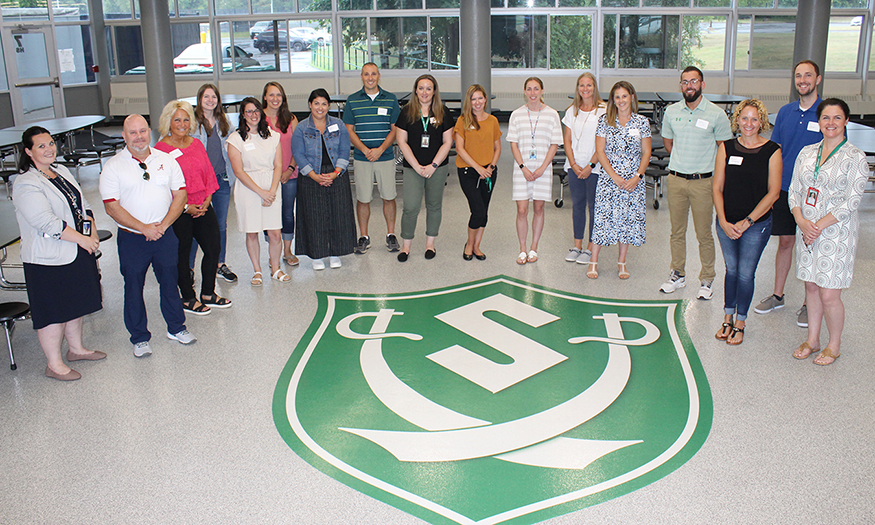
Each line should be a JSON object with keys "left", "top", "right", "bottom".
{"left": 421, "top": 134, "right": 430, "bottom": 148}
{"left": 805, "top": 187, "right": 819, "bottom": 206}
{"left": 809, "top": 138, "right": 846, "bottom": 207}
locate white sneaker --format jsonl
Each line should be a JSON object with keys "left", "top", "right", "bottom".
{"left": 576, "top": 250, "right": 592, "bottom": 264}
{"left": 697, "top": 280, "right": 713, "bottom": 300}
{"left": 565, "top": 248, "right": 582, "bottom": 262}
{"left": 312, "top": 258, "right": 326, "bottom": 271}
{"left": 133, "top": 341, "right": 152, "bottom": 358}
{"left": 659, "top": 270, "right": 686, "bottom": 293}
{"left": 329, "top": 256, "right": 342, "bottom": 268}
{"left": 166, "top": 329, "right": 196, "bottom": 345}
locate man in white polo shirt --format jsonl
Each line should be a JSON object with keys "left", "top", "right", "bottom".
{"left": 100, "top": 114, "right": 196, "bottom": 357}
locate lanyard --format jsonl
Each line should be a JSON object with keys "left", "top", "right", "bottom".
{"left": 813, "top": 137, "right": 846, "bottom": 183}
{"left": 527, "top": 105, "right": 542, "bottom": 146}
{"left": 421, "top": 114, "right": 430, "bottom": 133}
{"left": 573, "top": 107, "right": 594, "bottom": 143}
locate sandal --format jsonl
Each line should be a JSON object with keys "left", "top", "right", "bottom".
{"left": 183, "top": 299, "right": 211, "bottom": 316}
{"left": 586, "top": 261, "right": 598, "bottom": 279}
{"left": 715, "top": 317, "right": 733, "bottom": 340}
{"left": 793, "top": 341, "right": 820, "bottom": 360}
{"left": 516, "top": 252, "right": 528, "bottom": 265}
{"left": 726, "top": 325, "right": 744, "bottom": 345}
{"left": 251, "top": 272, "right": 263, "bottom": 286}
{"left": 285, "top": 254, "right": 300, "bottom": 266}
{"left": 618, "top": 262, "right": 630, "bottom": 280}
{"left": 526, "top": 250, "right": 538, "bottom": 263}
{"left": 813, "top": 348, "right": 840, "bottom": 366}
{"left": 200, "top": 294, "right": 232, "bottom": 308}
{"left": 272, "top": 269, "right": 291, "bottom": 282}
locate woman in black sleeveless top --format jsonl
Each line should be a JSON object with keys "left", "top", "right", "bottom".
{"left": 712, "top": 99, "right": 781, "bottom": 345}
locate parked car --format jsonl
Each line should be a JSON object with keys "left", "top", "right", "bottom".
{"left": 250, "top": 21, "right": 273, "bottom": 39}
{"left": 851, "top": 16, "right": 863, "bottom": 26}
{"left": 289, "top": 26, "right": 331, "bottom": 45}
{"left": 173, "top": 43, "right": 260, "bottom": 70}
{"left": 253, "top": 30, "right": 312, "bottom": 53}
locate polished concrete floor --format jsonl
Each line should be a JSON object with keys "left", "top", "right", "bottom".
{"left": 1, "top": 128, "right": 874, "bottom": 525}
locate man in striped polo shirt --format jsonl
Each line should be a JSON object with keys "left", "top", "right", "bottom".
{"left": 343, "top": 62, "right": 402, "bottom": 253}
{"left": 660, "top": 66, "right": 733, "bottom": 300}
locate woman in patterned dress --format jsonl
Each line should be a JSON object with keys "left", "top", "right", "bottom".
{"left": 788, "top": 98, "right": 869, "bottom": 365}
{"left": 588, "top": 81, "right": 651, "bottom": 279}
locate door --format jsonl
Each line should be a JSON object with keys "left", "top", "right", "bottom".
{"left": 1, "top": 25, "right": 65, "bottom": 124}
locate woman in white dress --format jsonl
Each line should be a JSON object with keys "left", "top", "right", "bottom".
{"left": 507, "top": 77, "right": 563, "bottom": 265}
{"left": 562, "top": 72, "right": 606, "bottom": 265}
{"left": 227, "top": 97, "right": 286, "bottom": 286}
{"left": 788, "top": 98, "right": 869, "bottom": 365}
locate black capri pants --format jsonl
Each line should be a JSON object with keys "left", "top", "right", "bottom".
{"left": 458, "top": 166, "right": 497, "bottom": 230}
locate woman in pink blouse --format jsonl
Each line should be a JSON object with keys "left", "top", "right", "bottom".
{"left": 262, "top": 82, "right": 300, "bottom": 266}
{"left": 156, "top": 100, "right": 231, "bottom": 315}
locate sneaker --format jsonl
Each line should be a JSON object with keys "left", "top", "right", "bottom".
{"left": 312, "top": 258, "right": 326, "bottom": 271}
{"left": 386, "top": 234, "right": 400, "bottom": 252}
{"left": 354, "top": 236, "right": 370, "bottom": 254}
{"left": 565, "top": 248, "right": 582, "bottom": 262}
{"left": 329, "top": 256, "right": 342, "bottom": 268}
{"left": 133, "top": 341, "right": 152, "bottom": 358}
{"left": 576, "top": 250, "right": 592, "bottom": 264}
{"left": 659, "top": 270, "right": 686, "bottom": 293}
{"left": 167, "top": 329, "right": 197, "bottom": 345}
{"left": 754, "top": 294, "right": 785, "bottom": 314}
{"left": 217, "top": 264, "right": 238, "bottom": 283}
{"left": 697, "top": 280, "right": 713, "bottom": 300}
{"left": 796, "top": 305, "right": 808, "bottom": 328}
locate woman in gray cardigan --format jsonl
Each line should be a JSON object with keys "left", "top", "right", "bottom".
{"left": 12, "top": 126, "right": 104, "bottom": 381}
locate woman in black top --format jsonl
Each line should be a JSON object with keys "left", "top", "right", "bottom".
{"left": 712, "top": 99, "right": 781, "bottom": 345}
{"left": 394, "top": 74, "right": 454, "bottom": 262}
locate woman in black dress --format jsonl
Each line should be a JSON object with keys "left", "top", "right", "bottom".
{"left": 12, "top": 127, "right": 104, "bottom": 381}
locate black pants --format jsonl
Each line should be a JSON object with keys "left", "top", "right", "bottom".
{"left": 457, "top": 166, "right": 497, "bottom": 229}
{"left": 172, "top": 205, "right": 220, "bottom": 301}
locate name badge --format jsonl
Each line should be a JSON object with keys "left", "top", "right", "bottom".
{"left": 421, "top": 134, "right": 430, "bottom": 148}
{"left": 377, "top": 107, "right": 389, "bottom": 116}
{"left": 628, "top": 128, "right": 640, "bottom": 137}
{"left": 244, "top": 142, "right": 256, "bottom": 151}
{"left": 695, "top": 119, "right": 709, "bottom": 130}
{"left": 805, "top": 187, "right": 819, "bottom": 206}
{"left": 728, "top": 156, "right": 743, "bottom": 166}
{"left": 529, "top": 148, "right": 537, "bottom": 160}
{"left": 807, "top": 121, "right": 820, "bottom": 132}
{"left": 169, "top": 148, "right": 182, "bottom": 159}
{"left": 328, "top": 124, "right": 339, "bottom": 133}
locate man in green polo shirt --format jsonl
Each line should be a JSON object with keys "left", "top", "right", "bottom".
{"left": 343, "top": 62, "right": 402, "bottom": 254}
{"left": 660, "top": 66, "right": 733, "bottom": 299}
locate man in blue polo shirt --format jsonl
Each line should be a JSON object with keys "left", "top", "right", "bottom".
{"left": 343, "top": 62, "right": 402, "bottom": 254}
{"left": 752, "top": 60, "right": 823, "bottom": 328}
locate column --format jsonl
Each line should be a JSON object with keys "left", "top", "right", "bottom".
{"left": 139, "top": 0, "right": 177, "bottom": 134}
{"left": 460, "top": 0, "right": 492, "bottom": 110}
{"left": 791, "top": 0, "right": 830, "bottom": 101}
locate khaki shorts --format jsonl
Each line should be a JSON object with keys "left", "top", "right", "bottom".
{"left": 354, "top": 159, "right": 397, "bottom": 203}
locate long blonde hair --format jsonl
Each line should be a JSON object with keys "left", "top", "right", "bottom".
{"left": 404, "top": 74, "right": 445, "bottom": 127}
{"left": 461, "top": 84, "right": 488, "bottom": 131}
{"left": 569, "top": 72, "right": 605, "bottom": 117}
{"left": 604, "top": 81, "right": 639, "bottom": 128}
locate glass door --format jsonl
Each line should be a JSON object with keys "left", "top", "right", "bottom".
{"left": 1, "top": 25, "right": 65, "bottom": 124}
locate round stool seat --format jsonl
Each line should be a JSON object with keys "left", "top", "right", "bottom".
{"left": 0, "top": 302, "right": 30, "bottom": 322}
{"left": 97, "top": 229, "right": 113, "bottom": 242}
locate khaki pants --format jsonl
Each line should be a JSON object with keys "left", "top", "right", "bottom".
{"left": 666, "top": 174, "right": 716, "bottom": 282}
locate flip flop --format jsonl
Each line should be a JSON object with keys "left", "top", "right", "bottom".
{"left": 516, "top": 252, "right": 527, "bottom": 265}
{"left": 813, "top": 348, "right": 840, "bottom": 366}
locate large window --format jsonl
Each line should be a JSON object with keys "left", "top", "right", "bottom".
{"left": 491, "top": 15, "right": 547, "bottom": 68}
{"left": 604, "top": 14, "right": 679, "bottom": 69}
{"left": 735, "top": 15, "right": 795, "bottom": 71}
{"left": 550, "top": 15, "right": 592, "bottom": 70}
{"left": 683, "top": 16, "right": 726, "bottom": 71}
{"left": 55, "top": 25, "right": 96, "bottom": 85}
{"left": 825, "top": 15, "right": 864, "bottom": 72}
{"left": 0, "top": 37, "right": 7, "bottom": 91}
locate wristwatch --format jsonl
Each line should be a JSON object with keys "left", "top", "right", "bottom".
{"left": 490, "top": 164, "right": 497, "bottom": 170}
{"left": 431, "top": 162, "right": 438, "bottom": 168}
{"left": 519, "top": 163, "right": 525, "bottom": 170}
{"left": 589, "top": 162, "right": 597, "bottom": 169}
{"left": 637, "top": 173, "right": 644, "bottom": 179}
{"left": 745, "top": 216, "right": 755, "bottom": 225}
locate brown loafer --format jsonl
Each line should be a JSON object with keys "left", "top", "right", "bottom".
{"left": 45, "top": 366, "right": 81, "bottom": 381}
{"left": 66, "top": 350, "right": 107, "bottom": 362}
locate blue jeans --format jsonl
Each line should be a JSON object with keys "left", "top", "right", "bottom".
{"left": 567, "top": 168, "right": 598, "bottom": 242}
{"left": 281, "top": 178, "right": 297, "bottom": 242}
{"left": 190, "top": 173, "right": 230, "bottom": 267}
{"left": 716, "top": 215, "right": 772, "bottom": 321}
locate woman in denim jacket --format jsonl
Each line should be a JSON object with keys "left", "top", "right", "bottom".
{"left": 291, "top": 89, "right": 356, "bottom": 270}
{"left": 190, "top": 83, "right": 238, "bottom": 283}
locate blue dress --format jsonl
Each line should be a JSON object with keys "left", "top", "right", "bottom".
{"left": 591, "top": 113, "right": 650, "bottom": 247}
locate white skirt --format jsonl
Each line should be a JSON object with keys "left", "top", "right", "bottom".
{"left": 234, "top": 169, "right": 282, "bottom": 232}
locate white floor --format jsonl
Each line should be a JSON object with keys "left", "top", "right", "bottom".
{"left": 1, "top": 125, "right": 874, "bottom": 524}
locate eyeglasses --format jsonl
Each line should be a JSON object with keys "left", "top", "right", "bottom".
{"left": 680, "top": 79, "right": 702, "bottom": 87}
{"left": 244, "top": 109, "right": 260, "bottom": 115}
{"left": 138, "top": 161, "right": 150, "bottom": 181}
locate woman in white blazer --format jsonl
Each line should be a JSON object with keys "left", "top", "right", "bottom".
{"left": 12, "top": 126, "right": 104, "bottom": 381}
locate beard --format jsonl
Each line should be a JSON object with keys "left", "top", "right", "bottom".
{"left": 683, "top": 86, "right": 702, "bottom": 103}
{"left": 796, "top": 83, "right": 816, "bottom": 98}
{"left": 128, "top": 141, "right": 149, "bottom": 154}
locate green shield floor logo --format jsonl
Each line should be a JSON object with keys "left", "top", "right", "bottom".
{"left": 273, "top": 276, "right": 712, "bottom": 524}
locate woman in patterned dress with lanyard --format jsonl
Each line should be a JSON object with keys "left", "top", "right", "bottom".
{"left": 13, "top": 127, "right": 104, "bottom": 381}
{"left": 789, "top": 98, "right": 869, "bottom": 365}
{"left": 507, "top": 77, "right": 563, "bottom": 265}
{"left": 589, "top": 81, "right": 651, "bottom": 279}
